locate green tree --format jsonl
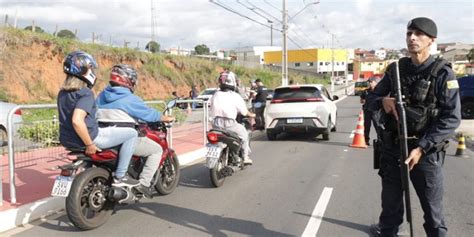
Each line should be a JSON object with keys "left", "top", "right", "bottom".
{"left": 194, "top": 44, "right": 210, "bottom": 55}
{"left": 24, "top": 25, "right": 45, "bottom": 33}
{"left": 145, "top": 41, "right": 160, "bottom": 53}
{"left": 467, "top": 48, "right": 474, "bottom": 63}
{"left": 57, "top": 29, "right": 76, "bottom": 39}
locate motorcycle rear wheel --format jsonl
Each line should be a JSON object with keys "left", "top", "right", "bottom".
{"left": 210, "top": 150, "right": 227, "bottom": 187}
{"left": 155, "top": 153, "right": 180, "bottom": 195}
{"left": 66, "top": 167, "right": 115, "bottom": 230}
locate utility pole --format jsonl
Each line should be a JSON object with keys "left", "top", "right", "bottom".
{"left": 150, "top": 0, "right": 157, "bottom": 51}
{"left": 92, "top": 32, "right": 95, "bottom": 44}
{"left": 282, "top": 0, "right": 288, "bottom": 86}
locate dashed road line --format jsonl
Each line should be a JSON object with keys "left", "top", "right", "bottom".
{"left": 301, "top": 187, "right": 333, "bottom": 237}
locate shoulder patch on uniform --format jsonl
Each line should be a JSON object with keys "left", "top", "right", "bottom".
{"left": 446, "top": 80, "right": 459, "bottom": 89}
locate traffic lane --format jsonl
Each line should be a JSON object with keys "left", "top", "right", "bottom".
{"left": 8, "top": 94, "right": 365, "bottom": 236}
{"left": 9, "top": 128, "right": 355, "bottom": 236}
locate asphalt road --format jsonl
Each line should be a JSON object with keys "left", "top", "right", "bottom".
{"left": 5, "top": 96, "right": 473, "bottom": 237}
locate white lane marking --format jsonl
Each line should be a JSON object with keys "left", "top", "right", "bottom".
{"left": 302, "top": 187, "right": 333, "bottom": 237}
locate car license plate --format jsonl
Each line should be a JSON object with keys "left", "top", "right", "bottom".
{"left": 287, "top": 118, "right": 303, "bottom": 124}
{"left": 206, "top": 144, "right": 222, "bottom": 168}
{"left": 51, "top": 176, "right": 73, "bottom": 197}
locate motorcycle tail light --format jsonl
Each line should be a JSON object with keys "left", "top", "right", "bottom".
{"left": 14, "top": 109, "right": 22, "bottom": 115}
{"left": 60, "top": 169, "right": 73, "bottom": 177}
{"left": 207, "top": 132, "right": 220, "bottom": 144}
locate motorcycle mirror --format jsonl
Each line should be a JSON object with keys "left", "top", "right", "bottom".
{"left": 166, "top": 99, "right": 177, "bottom": 109}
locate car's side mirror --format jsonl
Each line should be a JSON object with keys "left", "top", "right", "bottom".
{"left": 333, "top": 95, "right": 339, "bottom": 101}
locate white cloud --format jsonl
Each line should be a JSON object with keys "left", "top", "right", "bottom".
{"left": 0, "top": 0, "right": 472, "bottom": 51}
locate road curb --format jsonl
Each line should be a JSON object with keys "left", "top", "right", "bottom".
{"left": 0, "top": 148, "right": 206, "bottom": 233}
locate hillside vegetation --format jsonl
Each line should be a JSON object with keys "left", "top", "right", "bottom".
{"left": 0, "top": 27, "right": 328, "bottom": 103}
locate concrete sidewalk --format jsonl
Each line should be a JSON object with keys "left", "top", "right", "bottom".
{"left": 0, "top": 122, "right": 207, "bottom": 233}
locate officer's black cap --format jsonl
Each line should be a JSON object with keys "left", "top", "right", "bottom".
{"left": 407, "top": 17, "right": 437, "bottom": 38}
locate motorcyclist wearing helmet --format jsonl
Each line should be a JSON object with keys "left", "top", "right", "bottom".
{"left": 58, "top": 51, "right": 139, "bottom": 187}
{"left": 96, "top": 64, "right": 174, "bottom": 198}
{"left": 210, "top": 70, "right": 256, "bottom": 165}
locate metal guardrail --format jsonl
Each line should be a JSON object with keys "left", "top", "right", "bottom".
{"left": 2, "top": 99, "right": 210, "bottom": 205}
{"left": 4, "top": 103, "right": 57, "bottom": 205}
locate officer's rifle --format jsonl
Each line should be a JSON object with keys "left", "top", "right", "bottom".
{"left": 394, "top": 61, "right": 414, "bottom": 236}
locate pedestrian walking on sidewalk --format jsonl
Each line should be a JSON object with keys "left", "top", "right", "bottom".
{"left": 369, "top": 17, "right": 461, "bottom": 236}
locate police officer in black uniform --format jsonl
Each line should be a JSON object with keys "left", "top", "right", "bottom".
{"left": 369, "top": 17, "right": 461, "bottom": 237}
{"left": 360, "top": 77, "right": 379, "bottom": 146}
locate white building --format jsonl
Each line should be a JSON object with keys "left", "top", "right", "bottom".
{"left": 235, "top": 46, "right": 282, "bottom": 68}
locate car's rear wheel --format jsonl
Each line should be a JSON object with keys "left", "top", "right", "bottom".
{"left": 0, "top": 127, "right": 7, "bottom": 147}
{"left": 266, "top": 131, "right": 277, "bottom": 141}
{"left": 330, "top": 115, "right": 337, "bottom": 132}
{"left": 322, "top": 117, "right": 331, "bottom": 141}
{"left": 461, "top": 101, "right": 474, "bottom": 119}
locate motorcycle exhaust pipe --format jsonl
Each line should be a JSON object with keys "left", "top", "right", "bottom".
{"left": 108, "top": 187, "right": 128, "bottom": 201}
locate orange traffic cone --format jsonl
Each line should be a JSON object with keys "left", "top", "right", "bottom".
{"left": 455, "top": 133, "right": 466, "bottom": 156}
{"left": 350, "top": 110, "right": 368, "bottom": 148}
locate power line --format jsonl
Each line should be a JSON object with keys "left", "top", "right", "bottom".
{"left": 209, "top": 0, "right": 281, "bottom": 32}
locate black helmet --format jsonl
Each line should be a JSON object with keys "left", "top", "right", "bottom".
{"left": 63, "top": 51, "right": 98, "bottom": 88}
{"left": 109, "top": 64, "right": 138, "bottom": 92}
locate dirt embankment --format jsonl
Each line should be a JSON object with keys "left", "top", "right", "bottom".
{"left": 0, "top": 30, "right": 222, "bottom": 104}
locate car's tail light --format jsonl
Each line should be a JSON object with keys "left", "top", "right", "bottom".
{"left": 14, "top": 109, "right": 22, "bottom": 116}
{"left": 271, "top": 97, "right": 323, "bottom": 103}
{"left": 60, "top": 169, "right": 73, "bottom": 177}
{"left": 207, "top": 132, "right": 221, "bottom": 144}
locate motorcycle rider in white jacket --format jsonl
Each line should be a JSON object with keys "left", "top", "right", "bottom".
{"left": 209, "top": 70, "right": 256, "bottom": 164}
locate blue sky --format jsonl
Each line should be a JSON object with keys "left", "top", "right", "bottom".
{"left": 0, "top": 0, "right": 472, "bottom": 51}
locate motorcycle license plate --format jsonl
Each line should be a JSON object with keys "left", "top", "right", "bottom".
{"left": 206, "top": 144, "right": 222, "bottom": 168}
{"left": 51, "top": 176, "right": 73, "bottom": 197}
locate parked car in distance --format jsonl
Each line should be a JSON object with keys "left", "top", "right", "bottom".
{"left": 264, "top": 84, "right": 338, "bottom": 141}
{"left": 0, "top": 101, "right": 23, "bottom": 146}
{"left": 196, "top": 88, "right": 218, "bottom": 107}
{"left": 354, "top": 81, "right": 368, "bottom": 96}
{"left": 458, "top": 75, "right": 474, "bottom": 119}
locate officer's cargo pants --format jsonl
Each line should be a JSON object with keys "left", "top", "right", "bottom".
{"left": 378, "top": 145, "right": 447, "bottom": 237}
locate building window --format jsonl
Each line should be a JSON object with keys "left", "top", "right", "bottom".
{"left": 295, "top": 63, "right": 300, "bottom": 67}
{"left": 379, "top": 63, "right": 383, "bottom": 66}
{"left": 342, "top": 62, "right": 345, "bottom": 65}
{"left": 308, "top": 62, "right": 314, "bottom": 66}
{"left": 319, "top": 62, "right": 323, "bottom": 66}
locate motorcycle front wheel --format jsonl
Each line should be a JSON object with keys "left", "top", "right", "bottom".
{"left": 210, "top": 149, "right": 227, "bottom": 187}
{"left": 155, "top": 153, "right": 180, "bottom": 195}
{"left": 65, "top": 167, "right": 115, "bottom": 230}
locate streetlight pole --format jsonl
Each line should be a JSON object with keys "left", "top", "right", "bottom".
{"left": 282, "top": 0, "right": 288, "bottom": 86}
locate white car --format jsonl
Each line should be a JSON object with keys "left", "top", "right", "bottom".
{"left": 264, "top": 84, "right": 338, "bottom": 141}
{"left": 197, "top": 88, "right": 217, "bottom": 107}
{"left": 0, "top": 101, "right": 23, "bottom": 146}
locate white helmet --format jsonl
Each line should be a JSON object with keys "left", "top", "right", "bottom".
{"left": 218, "top": 70, "right": 237, "bottom": 91}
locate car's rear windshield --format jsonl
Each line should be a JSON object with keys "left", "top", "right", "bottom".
{"left": 355, "top": 81, "right": 368, "bottom": 87}
{"left": 273, "top": 87, "right": 322, "bottom": 100}
{"left": 201, "top": 89, "right": 216, "bottom": 95}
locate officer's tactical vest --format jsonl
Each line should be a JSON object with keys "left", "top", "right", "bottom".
{"left": 391, "top": 57, "right": 450, "bottom": 137}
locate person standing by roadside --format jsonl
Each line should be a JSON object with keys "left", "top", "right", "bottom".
{"left": 189, "top": 85, "right": 198, "bottom": 110}
{"left": 360, "top": 76, "right": 379, "bottom": 146}
{"left": 253, "top": 79, "right": 268, "bottom": 130}
{"left": 369, "top": 17, "right": 461, "bottom": 236}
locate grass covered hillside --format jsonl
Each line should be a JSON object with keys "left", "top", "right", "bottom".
{"left": 0, "top": 27, "right": 328, "bottom": 103}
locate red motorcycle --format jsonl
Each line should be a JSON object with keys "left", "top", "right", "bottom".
{"left": 51, "top": 100, "right": 180, "bottom": 230}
